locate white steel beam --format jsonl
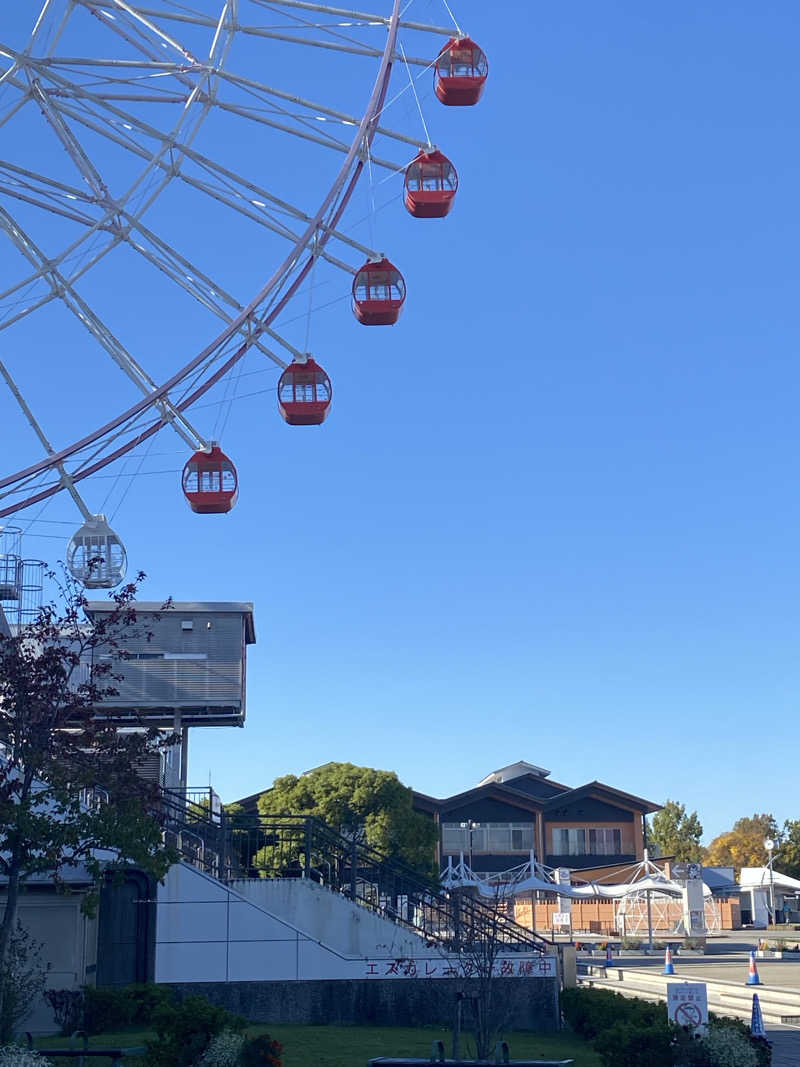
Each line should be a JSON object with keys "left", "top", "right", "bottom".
{"left": 0, "top": 205, "right": 207, "bottom": 450}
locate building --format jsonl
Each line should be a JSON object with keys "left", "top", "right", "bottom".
{"left": 413, "top": 760, "right": 661, "bottom": 879}
{"left": 1, "top": 599, "right": 257, "bottom": 1030}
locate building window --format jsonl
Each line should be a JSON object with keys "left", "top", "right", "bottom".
{"left": 552, "top": 828, "right": 585, "bottom": 855}
{"left": 589, "top": 828, "right": 622, "bottom": 855}
{"left": 441, "top": 822, "right": 533, "bottom": 854}
{"left": 551, "top": 827, "right": 623, "bottom": 856}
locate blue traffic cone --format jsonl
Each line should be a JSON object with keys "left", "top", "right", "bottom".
{"left": 663, "top": 946, "right": 675, "bottom": 975}
{"left": 746, "top": 950, "right": 762, "bottom": 986}
{"left": 750, "top": 993, "right": 766, "bottom": 1037}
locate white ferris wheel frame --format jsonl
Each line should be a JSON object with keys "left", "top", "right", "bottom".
{"left": 0, "top": 0, "right": 460, "bottom": 520}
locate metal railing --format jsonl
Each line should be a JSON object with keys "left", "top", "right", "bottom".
{"left": 224, "top": 812, "right": 552, "bottom": 953}
{"left": 147, "top": 791, "right": 551, "bottom": 952}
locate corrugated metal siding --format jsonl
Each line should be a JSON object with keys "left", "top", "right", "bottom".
{"left": 92, "top": 612, "right": 245, "bottom": 720}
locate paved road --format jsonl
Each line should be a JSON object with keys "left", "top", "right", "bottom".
{"left": 603, "top": 951, "right": 800, "bottom": 992}
{"left": 767, "top": 1027, "right": 800, "bottom": 1067}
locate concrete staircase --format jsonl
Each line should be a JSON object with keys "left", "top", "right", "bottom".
{"left": 579, "top": 963, "right": 800, "bottom": 1027}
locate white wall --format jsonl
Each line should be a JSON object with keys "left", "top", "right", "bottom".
{"left": 1, "top": 891, "right": 97, "bottom": 1034}
{"left": 156, "top": 864, "right": 556, "bottom": 985}
{"left": 230, "top": 877, "right": 429, "bottom": 958}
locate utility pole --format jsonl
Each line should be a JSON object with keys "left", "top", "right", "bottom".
{"left": 460, "top": 819, "right": 481, "bottom": 872}
{"left": 642, "top": 817, "right": 654, "bottom": 953}
{"left": 765, "top": 838, "right": 776, "bottom": 925}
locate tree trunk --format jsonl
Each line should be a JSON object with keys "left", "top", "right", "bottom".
{"left": 0, "top": 859, "right": 23, "bottom": 1037}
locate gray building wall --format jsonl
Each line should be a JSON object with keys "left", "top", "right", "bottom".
{"left": 167, "top": 976, "right": 560, "bottom": 1030}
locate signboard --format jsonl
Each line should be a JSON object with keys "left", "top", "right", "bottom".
{"left": 556, "top": 867, "right": 572, "bottom": 916}
{"left": 362, "top": 955, "right": 557, "bottom": 979}
{"left": 553, "top": 912, "right": 571, "bottom": 927}
{"left": 667, "top": 983, "right": 708, "bottom": 1031}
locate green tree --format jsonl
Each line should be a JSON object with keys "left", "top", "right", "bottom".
{"left": 0, "top": 574, "right": 175, "bottom": 1031}
{"left": 776, "top": 819, "right": 800, "bottom": 881}
{"left": 706, "top": 813, "right": 779, "bottom": 874}
{"left": 257, "top": 762, "right": 438, "bottom": 876}
{"left": 648, "top": 800, "right": 704, "bottom": 862}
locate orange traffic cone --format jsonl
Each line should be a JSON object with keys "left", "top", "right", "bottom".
{"left": 663, "top": 946, "right": 675, "bottom": 975}
{"left": 746, "top": 950, "right": 762, "bottom": 986}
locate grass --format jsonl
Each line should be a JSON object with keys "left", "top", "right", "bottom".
{"left": 32, "top": 1024, "right": 600, "bottom": 1067}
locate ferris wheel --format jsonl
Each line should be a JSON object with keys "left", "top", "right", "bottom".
{"left": 0, "top": 0, "right": 488, "bottom": 589}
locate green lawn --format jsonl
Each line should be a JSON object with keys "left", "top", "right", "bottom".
{"left": 34, "top": 1025, "right": 600, "bottom": 1067}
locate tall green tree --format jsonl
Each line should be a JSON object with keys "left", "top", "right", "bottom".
{"left": 776, "top": 819, "right": 800, "bottom": 881}
{"left": 257, "top": 762, "right": 438, "bottom": 876}
{"left": 648, "top": 799, "right": 704, "bottom": 862}
{"left": 0, "top": 575, "right": 175, "bottom": 1033}
{"left": 706, "top": 813, "right": 780, "bottom": 874}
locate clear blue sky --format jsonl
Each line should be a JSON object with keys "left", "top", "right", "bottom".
{"left": 3, "top": 2, "right": 799, "bottom": 844}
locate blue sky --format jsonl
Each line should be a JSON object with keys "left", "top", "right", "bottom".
{"left": 2, "top": 1, "right": 799, "bottom": 844}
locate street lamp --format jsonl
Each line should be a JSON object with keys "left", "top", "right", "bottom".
{"left": 765, "top": 838, "right": 775, "bottom": 926}
{"left": 460, "top": 820, "right": 481, "bottom": 872}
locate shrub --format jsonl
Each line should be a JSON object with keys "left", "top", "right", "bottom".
{"left": 0, "top": 925, "right": 46, "bottom": 1043}
{"left": 707, "top": 1017, "right": 771, "bottom": 1067}
{"left": 43, "top": 990, "right": 84, "bottom": 1037}
{"left": 698, "top": 1026, "right": 759, "bottom": 1067}
{"left": 561, "top": 987, "right": 666, "bottom": 1040}
{"left": 83, "top": 983, "right": 175, "bottom": 1035}
{"left": 121, "top": 985, "right": 175, "bottom": 1026}
{"left": 145, "top": 995, "right": 246, "bottom": 1067}
{"left": 593, "top": 1021, "right": 674, "bottom": 1067}
{"left": 621, "top": 937, "right": 643, "bottom": 950}
{"left": 0, "top": 1049, "right": 52, "bottom": 1067}
{"left": 83, "top": 988, "right": 135, "bottom": 1035}
{"left": 240, "top": 1035, "right": 283, "bottom": 1067}
{"left": 198, "top": 1030, "right": 246, "bottom": 1067}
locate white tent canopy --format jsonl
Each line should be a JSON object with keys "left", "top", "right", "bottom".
{"left": 740, "top": 867, "right": 800, "bottom": 892}
{"left": 441, "top": 853, "right": 710, "bottom": 901}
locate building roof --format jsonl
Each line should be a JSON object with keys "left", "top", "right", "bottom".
{"left": 414, "top": 772, "right": 661, "bottom": 818}
{"left": 413, "top": 781, "right": 554, "bottom": 816}
{"left": 542, "top": 781, "right": 662, "bottom": 815}
{"left": 85, "top": 600, "right": 256, "bottom": 643}
{"left": 702, "top": 867, "right": 738, "bottom": 893}
{"left": 477, "top": 760, "right": 551, "bottom": 785}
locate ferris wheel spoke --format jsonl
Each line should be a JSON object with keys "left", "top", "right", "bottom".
{"left": 29, "top": 78, "right": 117, "bottom": 211}
{"left": 213, "top": 67, "right": 426, "bottom": 150}
{"left": 0, "top": 357, "right": 94, "bottom": 520}
{"left": 0, "top": 46, "right": 226, "bottom": 323}
{"left": 0, "top": 203, "right": 208, "bottom": 451}
{"left": 119, "top": 215, "right": 290, "bottom": 367}
{"left": 254, "top": 0, "right": 455, "bottom": 37}
{"left": 32, "top": 82, "right": 394, "bottom": 260}
{"left": 81, "top": 0, "right": 205, "bottom": 66}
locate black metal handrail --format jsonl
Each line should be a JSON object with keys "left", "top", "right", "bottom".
{"left": 152, "top": 792, "right": 551, "bottom": 952}
{"left": 225, "top": 811, "right": 552, "bottom": 953}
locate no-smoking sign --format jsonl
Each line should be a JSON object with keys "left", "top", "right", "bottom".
{"left": 675, "top": 1002, "right": 703, "bottom": 1027}
{"left": 667, "top": 982, "right": 708, "bottom": 1031}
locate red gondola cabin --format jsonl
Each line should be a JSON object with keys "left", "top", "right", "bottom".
{"left": 404, "top": 149, "right": 458, "bottom": 219}
{"left": 435, "top": 36, "right": 488, "bottom": 106}
{"left": 182, "top": 444, "right": 238, "bottom": 514}
{"left": 278, "top": 357, "right": 332, "bottom": 425}
{"left": 352, "top": 257, "right": 406, "bottom": 325}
